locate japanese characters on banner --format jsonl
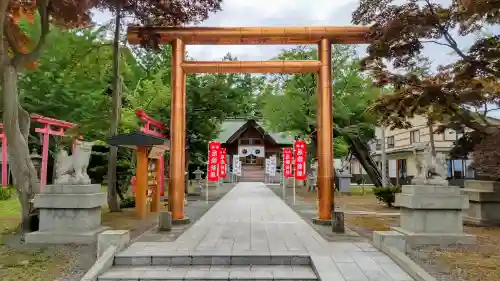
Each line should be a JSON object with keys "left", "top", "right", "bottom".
{"left": 234, "top": 155, "right": 242, "bottom": 176}
{"left": 232, "top": 155, "right": 238, "bottom": 174}
{"left": 269, "top": 155, "right": 277, "bottom": 177}
{"left": 219, "top": 148, "right": 227, "bottom": 178}
{"left": 283, "top": 148, "right": 293, "bottom": 178}
{"left": 294, "top": 140, "right": 307, "bottom": 180}
{"left": 265, "top": 158, "right": 270, "bottom": 174}
{"left": 207, "top": 142, "right": 220, "bottom": 181}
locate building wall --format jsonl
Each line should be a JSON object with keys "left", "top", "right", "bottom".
{"left": 222, "top": 125, "right": 290, "bottom": 169}
{"left": 373, "top": 115, "right": 475, "bottom": 186}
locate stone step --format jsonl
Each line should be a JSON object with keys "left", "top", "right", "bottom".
{"left": 98, "top": 265, "right": 318, "bottom": 280}
{"left": 114, "top": 254, "right": 311, "bottom": 266}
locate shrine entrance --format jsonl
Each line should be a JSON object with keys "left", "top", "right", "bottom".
{"left": 127, "top": 26, "right": 369, "bottom": 223}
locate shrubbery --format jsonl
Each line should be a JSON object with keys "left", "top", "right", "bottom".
{"left": 0, "top": 187, "right": 14, "bottom": 201}
{"left": 119, "top": 196, "right": 135, "bottom": 209}
{"left": 373, "top": 185, "right": 402, "bottom": 207}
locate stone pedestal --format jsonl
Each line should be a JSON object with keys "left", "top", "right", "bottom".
{"left": 25, "top": 184, "right": 108, "bottom": 244}
{"left": 463, "top": 180, "right": 500, "bottom": 226}
{"left": 392, "top": 185, "right": 475, "bottom": 246}
{"left": 338, "top": 173, "right": 352, "bottom": 194}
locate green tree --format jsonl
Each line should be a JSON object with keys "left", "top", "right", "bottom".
{"left": 104, "top": 0, "right": 224, "bottom": 212}
{"left": 261, "top": 45, "right": 382, "bottom": 185}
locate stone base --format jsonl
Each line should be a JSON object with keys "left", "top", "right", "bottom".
{"left": 25, "top": 226, "right": 109, "bottom": 244}
{"left": 463, "top": 215, "right": 500, "bottom": 227}
{"left": 172, "top": 217, "right": 191, "bottom": 225}
{"left": 392, "top": 227, "right": 475, "bottom": 246}
{"left": 373, "top": 231, "right": 406, "bottom": 253}
{"left": 332, "top": 211, "right": 345, "bottom": 233}
{"left": 312, "top": 218, "right": 332, "bottom": 226}
{"left": 463, "top": 180, "right": 500, "bottom": 226}
{"left": 159, "top": 211, "right": 172, "bottom": 231}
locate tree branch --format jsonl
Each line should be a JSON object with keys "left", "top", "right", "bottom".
{"left": 11, "top": 0, "right": 50, "bottom": 70}
{"left": 0, "top": 0, "right": 10, "bottom": 77}
{"left": 424, "top": 0, "right": 500, "bottom": 77}
{"left": 421, "top": 40, "right": 452, "bottom": 48}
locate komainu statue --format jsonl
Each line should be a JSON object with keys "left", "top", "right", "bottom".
{"left": 412, "top": 142, "right": 448, "bottom": 186}
{"left": 54, "top": 141, "right": 95, "bottom": 185}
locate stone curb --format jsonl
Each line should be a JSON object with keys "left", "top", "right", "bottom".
{"left": 79, "top": 230, "right": 131, "bottom": 281}
{"left": 79, "top": 245, "right": 117, "bottom": 281}
{"left": 379, "top": 244, "right": 437, "bottom": 281}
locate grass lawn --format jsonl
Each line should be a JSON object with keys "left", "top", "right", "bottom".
{"left": 294, "top": 186, "right": 500, "bottom": 281}
{"left": 1, "top": 196, "right": 21, "bottom": 234}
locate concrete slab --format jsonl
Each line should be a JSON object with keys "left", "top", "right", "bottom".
{"left": 109, "top": 182, "right": 414, "bottom": 280}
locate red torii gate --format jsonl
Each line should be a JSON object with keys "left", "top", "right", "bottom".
{"left": 0, "top": 124, "right": 7, "bottom": 189}
{"left": 31, "top": 114, "right": 80, "bottom": 192}
{"left": 135, "top": 109, "right": 167, "bottom": 211}
{"left": 1, "top": 115, "right": 80, "bottom": 191}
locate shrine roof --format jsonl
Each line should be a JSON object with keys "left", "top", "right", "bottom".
{"left": 107, "top": 132, "right": 170, "bottom": 149}
{"left": 215, "top": 119, "right": 294, "bottom": 145}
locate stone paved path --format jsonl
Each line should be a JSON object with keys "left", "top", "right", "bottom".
{"left": 104, "top": 182, "right": 414, "bottom": 280}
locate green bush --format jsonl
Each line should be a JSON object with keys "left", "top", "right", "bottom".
{"left": 373, "top": 185, "right": 402, "bottom": 207}
{"left": 0, "top": 187, "right": 14, "bottom": 201}
{"left": 120, "top": 196, "right": 135, "bottom": 209}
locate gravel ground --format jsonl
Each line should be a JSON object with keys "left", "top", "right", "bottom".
{"left": 0, "top": 183, "right": 234, "bottom": 281}
{"left": 268, "top": 185, "right": 367, "bottom": 242}
{"left": 268, "top": 185, "right": 457, "bottom": 281}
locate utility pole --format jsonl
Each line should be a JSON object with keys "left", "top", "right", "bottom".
{"left": 381, "top": 125, "right": 388, "bottom": 186}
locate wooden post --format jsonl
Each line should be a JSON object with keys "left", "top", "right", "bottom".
{"left": 168, "top": 38, "right": 187, "bottom": 221}
{"left": 316, "top": 38, "right": 334, "bottom": 221}
{"left": 151, "top": 158, "right": 161, "bottom": 213}
{"left": 136, "top": 147, "right": 148, "bottom": 219}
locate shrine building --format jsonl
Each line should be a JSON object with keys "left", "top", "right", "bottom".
{"left": 215, "top": 119, "right": 294, "bottom": 181}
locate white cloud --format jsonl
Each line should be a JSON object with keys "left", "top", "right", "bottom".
{"left": 91, "top": 0, "right": 484, "bottom": 70}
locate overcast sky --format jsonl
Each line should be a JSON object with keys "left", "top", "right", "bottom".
{"left": 91, "top": 0, "right": 479, "bottom": 68}
{"left": 92, "top": 0, "right": 499, "bottom": 117}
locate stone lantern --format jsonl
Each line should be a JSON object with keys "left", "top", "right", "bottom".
{"left": 30, "top": 149, "right": 42, "bottom": 178}
{"left": 192, "top": 167, "right": 204, "bottom": 194}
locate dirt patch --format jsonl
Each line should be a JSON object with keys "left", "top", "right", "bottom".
{"left": 310, "top": 191, "right": 500, "bottom": 281}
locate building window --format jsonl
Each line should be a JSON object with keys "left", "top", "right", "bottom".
{"left": 387, "top": 136, "right": 395, "bottom": 148}
{"left": 376, "top": 139, "right": 382, "bottom": 150}
{"left": 447, "top": 159, "right": 475, "bottom": 179}
{"left": 239, "top": 138, "right": 262, "bottom": 145}
{"left": 397, "top": 159, "right": 407, "bottom": 179}
{"left": 410, "top": 130, "right": 420, "bottom": 144}
{"left": 245, "top": 154, "right": 257, "bottom": 164}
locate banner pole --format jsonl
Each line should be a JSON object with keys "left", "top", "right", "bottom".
{"left": 206, "top": 143, "right": 209, "bottom": 203}
{"left": 282, "top": 149, "right": 285, "bottom": 199}
{"left": 293, "top": 141, "right": 296, "bottom": 205}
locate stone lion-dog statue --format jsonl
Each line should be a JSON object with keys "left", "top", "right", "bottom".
{"left": 54, "top": 140, "right": 95, "bottom": 185}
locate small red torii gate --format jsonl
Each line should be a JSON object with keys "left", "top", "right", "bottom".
{"left": 0, "top": 124, "right": 7, "bottom": 188}
{"left": 31, "top": 114, "right": 79, "bottom": 192}
{"left": 135, "top": 110, "right": 167, "bottom": 217}
{"left": 1, "top": 115, "right": 81, "bottom": 191}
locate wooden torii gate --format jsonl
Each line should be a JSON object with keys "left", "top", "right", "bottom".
{"left": 127, "top": 25, "right": 369, "bottom": 224}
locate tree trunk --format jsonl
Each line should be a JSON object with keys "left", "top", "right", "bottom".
{"left": 428, "top": 123, "right": 436, "bottom": 156}
{"left": 381, "top": 125, "right": 388, "bottom": 186}
{"left": 3, "top": 64, "right": 40, "bottom": 232}
{"left": 106, "top": 3, "right": 122, "bottom": 212}
{"left": 346, "top": 136, "right": 383, "bottom": 187}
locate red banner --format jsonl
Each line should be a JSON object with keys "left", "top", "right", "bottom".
{"left": 283, "top": 148, "right": 293, "bottom": 178}
{"left": 294, "top": 140, "right": 307, "bottom": 180}
{"left": 219, "top": 148, "right": 227, "bottom": 178}
{"left": 207, "top": 142, "right": 220, "bottom": 181}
